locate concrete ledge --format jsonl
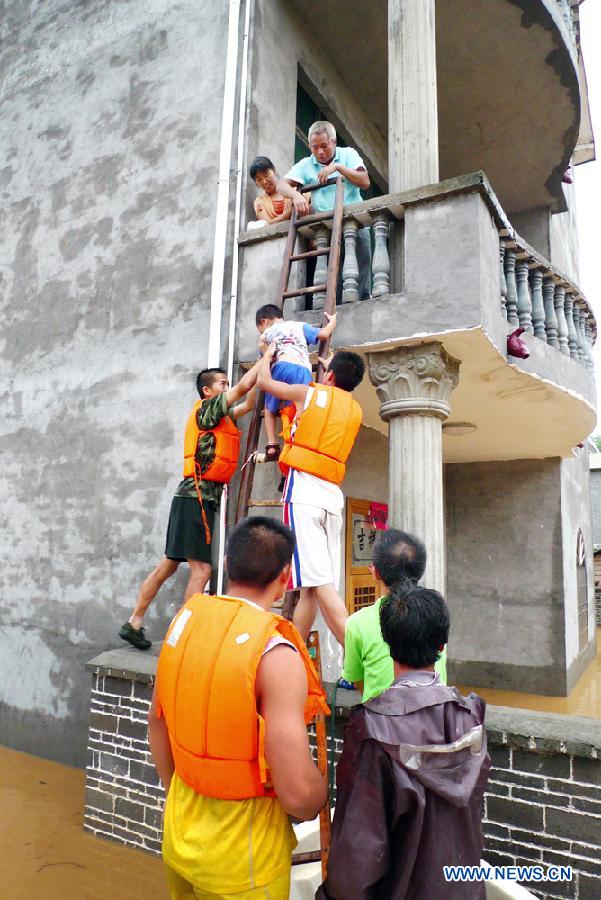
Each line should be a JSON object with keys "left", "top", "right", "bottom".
{"left": 86, "top": 644, "right": 162, "bottom": 684}
{"left": 485, "top": 704, "right": 601, "bottom": 759}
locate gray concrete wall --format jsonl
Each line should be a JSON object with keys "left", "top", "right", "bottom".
{"left": 0, "top": 0, "right": 230, "bottom": 765}
{"left": 590, "top": 469, "right": 601, "bottom": 546}
{"left": 549, "top": 179, "right": 580, "bottom": 285}
{"left": 511, "top": 207, "right": 552, "bottom": 261}
{"left": 560, "top": 451, "right": 596, "bottom": 686}
{"left": 445, "top": 458, "right": 568, "bottom": 694}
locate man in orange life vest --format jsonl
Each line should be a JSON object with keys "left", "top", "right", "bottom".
{"left": 148, "top": 516, "right": 328, "bottom": 899}
{"left": 257, "top": 344, "right": 364, "bottom": 645}
{"left": 119, "top": 364, "right": 259, "bottom": 650}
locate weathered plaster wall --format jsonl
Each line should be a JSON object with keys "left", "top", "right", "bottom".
{"left": 510, "top": 180, "right": 581, "bottom": 288}
{"left": 0, "top": 1, "right": 229, "bottom": 765}
{"left": 445, "top": 458, "right": 568, "bottom": 694}
{"left": 511, "top": 207, "right": 552, "bottom": 260}
{"left": 590, "top": 468, "right": 601, "bottom": 546}
{"left": 560, "top": 450, "right": 596, "bottom": 687}
{"left": 549, "top": 179, "right": 580, "bottom": 285}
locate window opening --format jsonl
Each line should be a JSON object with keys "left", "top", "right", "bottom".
{"left": 294, "top": 83, "right": 382, "bottom": 201}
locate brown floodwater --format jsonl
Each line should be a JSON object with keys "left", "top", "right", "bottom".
{"left": 1, "top": 745, "right": 169, "bottom": 900}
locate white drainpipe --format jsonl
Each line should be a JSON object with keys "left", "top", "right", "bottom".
{"left": 215, "top": 0, "right": 252, "bottom": 593}
{"left": 207, "top": 0, "right": 243, "bottom": 366}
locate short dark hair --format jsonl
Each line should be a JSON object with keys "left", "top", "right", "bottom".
{"left": 328, "top": 351, "right": 365, "bottom": 392}
{"left": 372, "top": 529, "right": 426, "bottom": 589}
{"left": 196, "top": 368, "right": 226, "bottom": 398}
{"left": 255, "top": 303, "right": 282, "bottom": 326}
{"left": 249, "top": 156, "right": 275, "bottom": 181}
{"left": 380, "top": 583, "right": 450, "bottom": 669}
{"left": 226, "top": 516, "right": 295, "bottom": 588}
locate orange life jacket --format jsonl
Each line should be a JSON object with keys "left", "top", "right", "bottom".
{"left": 156, "top": 593, "right": 329, "bottom": 800}
{"left": 279, "top": 383, "right": 362, "bottom": 485}
{"left": 182, "top": 399, "right": 240, "bottom": 483}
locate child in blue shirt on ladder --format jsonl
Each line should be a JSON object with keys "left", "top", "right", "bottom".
{"left": 255, "top": 303, "right": 336, "bottom": 460}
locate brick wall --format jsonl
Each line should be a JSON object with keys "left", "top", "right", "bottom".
{"left": 484, "top": 741, "right": 601, "bottom": 899}
{"left": 84, "top": 672, "right": 162, "bottom": 855}
{"left": 84, "top": 652, "right": 601, "bottom": 899}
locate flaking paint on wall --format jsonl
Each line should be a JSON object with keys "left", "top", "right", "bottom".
{"left": 0, "top": 0, "right": 230, "bottom": 765}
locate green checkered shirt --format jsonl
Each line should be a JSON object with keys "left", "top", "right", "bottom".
{"left": 173, "top": 393, "right": 236, "bottom": 505}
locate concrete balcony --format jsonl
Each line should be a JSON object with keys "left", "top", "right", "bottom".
{"left": 285, "top": 0, "right": 588, "bottom": 215}
{"left": 236, "top": 172, "right": 596, "bottom": 465}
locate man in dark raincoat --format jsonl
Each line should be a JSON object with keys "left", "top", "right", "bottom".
{"left": 318, "top": 583, "right": 490, "bottom": 899}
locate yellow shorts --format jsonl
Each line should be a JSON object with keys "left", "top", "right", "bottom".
{"left": 164, "top": 864, "right": 290, "bottom": 900}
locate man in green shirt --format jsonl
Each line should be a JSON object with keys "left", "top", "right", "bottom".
{"left": 342, "top": 529, "right": 447, "bottom": 700}
{"left": 119, "top": 364, "right": 259, "bottom": 650}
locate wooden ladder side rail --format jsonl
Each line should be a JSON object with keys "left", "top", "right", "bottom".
{"left": 235, "top": 208, "right": 299, "bottom": 523}
{"left": 235, "top": 177, "right": 344, "bottom": 524}
{"left": 316, "top": 177, "right": 344, "bottom": 384}
{"left": 290, "top": 629, "right": 331, "bottom": 879}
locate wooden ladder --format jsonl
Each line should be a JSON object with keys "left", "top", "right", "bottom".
{"left": 235, "top": 175, "right": 345, "bottom": 523}
{"left": 235, "top": 177, "right": 345, "bottom": 879}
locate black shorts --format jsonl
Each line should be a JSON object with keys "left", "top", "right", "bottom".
{"left": 164, "top": 496, "right": 216, "bottom": 564}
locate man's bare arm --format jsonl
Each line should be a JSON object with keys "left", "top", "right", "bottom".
{"left": 257, "top": 347, "right": 308, "bottom": 404}
{"left": 231, "top": 383, "right": 257, "bottom": 420}
{"left": 276, "top": 178, "right": 310, "bottom": 216}
{"left": 316, "top": 164, "right": 369, "bottom": 190}
{"left": 225, "top": 360, "right": 260, "bottom": 408}
{"left": 148, "top": 683, "right": 175, "bottom": 791}
{"left": 257, "top": 646, "right": 327, "bottom": 820}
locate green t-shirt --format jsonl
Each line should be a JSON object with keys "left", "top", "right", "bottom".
{"left": 173, "top": 393, "right": 236, "bottom": 506}
{"left": 342, "top": 596, "right": 447, "bottom": 702}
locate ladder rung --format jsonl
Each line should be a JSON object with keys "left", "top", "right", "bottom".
{"left": 291, "top": 850, "right": 322, "bottom": 866}
{"left": 290, "top": 248, "right": 330, "bottom": 262}
{"left": 299, "top": 178, "right": 338, "bottom": 194}
{"left": 248, "top": 500, "right": 283, "bottom": 508}
{"left": 283, "top": 283, "right": 327, "bottom": 299}
{"left": 296, "top": 210, "right": 333, "bottom": 226}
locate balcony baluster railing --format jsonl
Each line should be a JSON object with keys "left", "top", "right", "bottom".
{"left": 240, "top": 174, "right": 595, "bottom": 371}
{"left": 499, "top": 236, "right": 594, "bottom": 370}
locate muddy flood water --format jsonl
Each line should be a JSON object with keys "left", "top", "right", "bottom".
{"left": 1, "top": 745, "right": 169, "bottom": 900}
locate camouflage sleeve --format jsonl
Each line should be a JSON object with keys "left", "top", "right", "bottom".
{"left": 196, "top": 393, "right": 229, "bottom": 430}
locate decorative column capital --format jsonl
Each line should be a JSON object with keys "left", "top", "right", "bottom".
{"left": 367, "top": 343, "right": 460, "bottom": 420}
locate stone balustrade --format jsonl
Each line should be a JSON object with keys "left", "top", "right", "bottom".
{"left": 238, "top": 172, "right": 596, "bottom": 378}
{"left": 499, "top": 235, "right": 595, "bottom": 371}
{"left": 296, "top": 190, "right": 596, "bottom": 376}
{"left": 297, "top": 203, "right": 393, "bottom": 311}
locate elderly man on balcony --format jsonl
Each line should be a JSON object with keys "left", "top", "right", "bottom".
{"left": 277, "top": 120, "right": 372, "bottom": 301}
